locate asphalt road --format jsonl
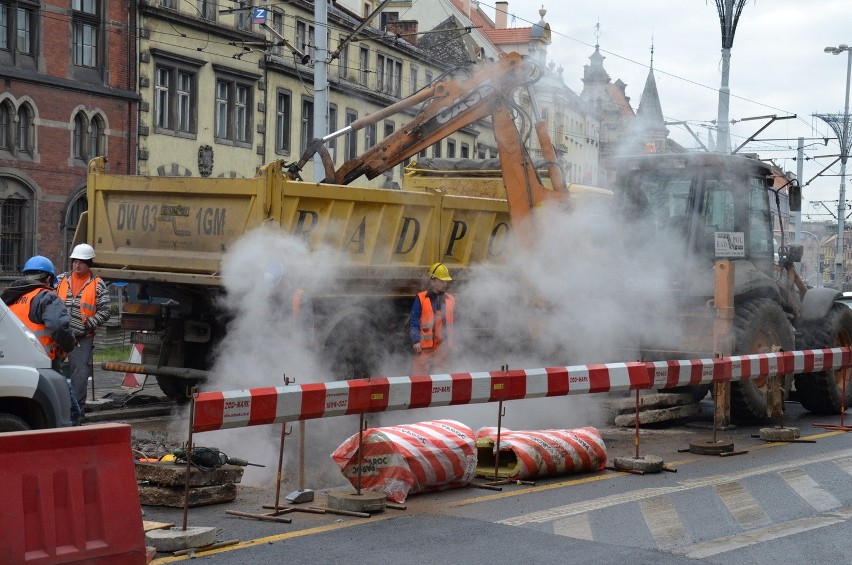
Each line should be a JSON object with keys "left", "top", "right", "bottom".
{"left": 115, "top": 395, "right": 852, "bottom": 565}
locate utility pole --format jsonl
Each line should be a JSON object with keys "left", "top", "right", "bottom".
{"left": 713, "top": 0, "right": 747, "bottom": 155}
{"left": 817, "top": 44, "right": 852, "bottom": 290}
{"left": 313, "top": 0, "right": 329, "bottom": 182}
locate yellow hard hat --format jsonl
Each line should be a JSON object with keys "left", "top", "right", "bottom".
{"left": 428, "top": 262, "right": 452, "bottom": 281}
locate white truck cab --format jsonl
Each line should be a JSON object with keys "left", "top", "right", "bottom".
{"left": 0, "top": 300, "right": 71, "bottom": 431}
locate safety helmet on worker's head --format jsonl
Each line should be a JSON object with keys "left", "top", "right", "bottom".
{"left": 69, "top": 243, "right": 96, "bottom": 261}
{"left": 428, "top": 262, "right": 452, "bottom": 281}
{"left": 22, "top": 255, "right": 58, "bottom": 286}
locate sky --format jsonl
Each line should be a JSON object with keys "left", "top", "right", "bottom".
{"left": 499, "top": 0, "right": 851, "bottom": 220}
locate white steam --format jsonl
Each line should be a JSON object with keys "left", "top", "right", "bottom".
{"left": 189, "top": 198, "right": 684, "bottom": 489}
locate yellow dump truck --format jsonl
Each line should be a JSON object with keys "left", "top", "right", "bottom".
{"left": 77, "top": 52, "right": 616, "bottom": 400}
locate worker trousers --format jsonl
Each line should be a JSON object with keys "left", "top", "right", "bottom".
{"left": 410, "top": 343, "right": 450, "bottom": 375}
{"left": 68, "top": 335, "right": 94, "bottom": 407}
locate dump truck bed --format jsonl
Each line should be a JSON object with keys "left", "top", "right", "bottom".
{"left": 85, "top": 159, "right": 510, "bottom": 292}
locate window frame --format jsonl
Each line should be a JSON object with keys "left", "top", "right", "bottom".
{"left": 151, "top": 50, "right": 204, "bottom": 138}
{"left": 274, "top": 88, "right": 292, "bottom": 155}
{"left": 376, "top": 53, "right": 402, "bottom": 97}
{"left": 0, "top": 0, "right": 39, "bottom": 68}
{"left": 344, "top": 109, "right": 357, "bottom": 161}
{"left": 71, "top": 0, "right": 101, "bottom": 69}
{"left": 300, "top": 96, "right": 314, "bottom": 154}
{"left": 211, "top": 64, "right": 259, "bottom": 148}
{"left": 71, "top": 110, "right": 105, "bottom": 164}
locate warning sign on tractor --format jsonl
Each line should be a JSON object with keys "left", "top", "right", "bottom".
{"left": 714, "top": 232, "right": 745, "bottom": 257}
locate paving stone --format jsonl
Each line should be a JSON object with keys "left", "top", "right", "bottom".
{"left": 136, "top": 461, "right": 243, "bottom": 487}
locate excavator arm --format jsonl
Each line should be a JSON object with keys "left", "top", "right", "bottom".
{"left": 292, "top": 51, "right": 569, "bottom": 231}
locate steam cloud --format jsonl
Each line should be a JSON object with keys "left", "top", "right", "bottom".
{"left": 188, "top": 197, "right": 684, "bottom": 489}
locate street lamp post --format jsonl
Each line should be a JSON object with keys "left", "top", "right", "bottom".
{"left": 825, "top": 44, "right": 852, "bottom": 289}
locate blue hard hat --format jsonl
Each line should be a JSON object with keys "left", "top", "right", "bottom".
{"left": 22, "top": 255, "right": 57, "bottom": 286}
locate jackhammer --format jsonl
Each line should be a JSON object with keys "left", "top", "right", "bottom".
{"left": 173, "top": 447, "right": 265, "bottom": 471}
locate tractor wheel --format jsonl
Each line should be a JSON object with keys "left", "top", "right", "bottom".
{"left": 0, "top": 413, "right": 31, "bottom": 432}
{"left": 730, "top": 298, "right": 794, "bottom": 421}
{"left": 794, "top": 303, "right": 852, "bottom": 414}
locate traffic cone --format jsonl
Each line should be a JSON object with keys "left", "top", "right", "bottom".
{"left": 121, "top": 343, "right": 144, "bottom": 389}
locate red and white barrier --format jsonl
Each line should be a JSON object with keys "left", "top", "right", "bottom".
{"left": 331, "top": 419, "right": 477, "bottom": 503}
{"left": 193, "top": 362, "right": 650, "bottom": 432}
{"left": 192, "top": 347, "right": 852, "bottom": 433}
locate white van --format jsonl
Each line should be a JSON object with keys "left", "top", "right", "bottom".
{"left": 0, "top": 300, "right": 71, "bottom": 431}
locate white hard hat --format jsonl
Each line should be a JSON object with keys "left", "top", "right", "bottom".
{"left": 70, "top": 243, "right": 96, "bottom": 261}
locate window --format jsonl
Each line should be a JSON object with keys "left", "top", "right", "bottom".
{"left": 344, "top": 109, "right": 357, "bottom": 161}
{"left": 477, "top": 143, "right": 487, "bottom": 159}
{"left": 16, "top": 102, "right": 32, "bottom": 154}
{"left": 359, "top": 46, "right": 369, "bottom": 86}
{"left": 376, "top": 54, "right": 402, "bottom": 96}
{"left": 0, "top": 195, "right": 26, "bottom": 275}
{"left": 0, "top": 102, "right": 10, "bottom": 150}
{"left": 380, "top": 11, "right": 398, "bottom": 30}
{"left": 300, "top": 98, "right": 313, "bottom": 153}
{"left": 213, "top": 68, "right": 257, "bottom": 146}
{"left": 275, "top": 89, "right": 291, "bottom": 153}
{"left": 365, "top": 123, "right": 376, "bottom": 149}
{"left": 326, "top": 104, "right": 337, "bottom": 157}
{"left": 72, "top": 111, "right": 105, "bottom": 162}
{"left": 236, "top": 0, "right": 253, "bottom": 31}
{"left": 410, "top": 64, "right": 418, "bottom": 95}
{"left": 152, "top": 52, "right": 202, "bottom": 136}
{"left": 72, "top": 0, "right": 99, "bottom": 68}
{"left": 0, "top": 0, "right": 38, "bottom": 64}
{"left": 296, "top": 20, "right": 315, "bottom": 60}
{"left": 337, "top": 42, "right": 348, "bottom": 79}
{"left": 447, "top": 139, "right": 456, "bottom": 158}
{"left": 199, "top": 0, "right": 216, "bottom": 21}
{"left": 460, "top": 143, "right": 469, "bottom": 158}
{"left": 383, "top": 120, "right": 394, "bottom": 139}
{"left": 424, "top": 70, "right": 433, "bottom": 86}
{"left": 270, "top": 11, "right": 283, "bottom": 56}
{"left": 432, "top": 141, "right": 441, "bottom": 158}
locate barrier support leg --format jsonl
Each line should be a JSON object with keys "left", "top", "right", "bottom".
{"left": 814, "top": 365, "right": 852, "bottom": 432}
{"left": 608, "top": 369, "right": 673, "bottom": 474}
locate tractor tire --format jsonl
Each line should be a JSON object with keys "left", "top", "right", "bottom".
{"left": 730, "top": 298, "right": 795, "bottom": 421}
{"left": 0, "top": 412, "right": 31, "bottom": 432}
{"left": 794, "top": 303, "right": 852, "bottom": 415}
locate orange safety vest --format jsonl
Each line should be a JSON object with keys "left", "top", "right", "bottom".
{"left": 57, "top": 275, "right": 100, "bottom": 328}
{"left": 417, "top": 291, "right": 454, "bottom": 349}
{"left": 9, "top": 288, "right": 61, "bottom": 359}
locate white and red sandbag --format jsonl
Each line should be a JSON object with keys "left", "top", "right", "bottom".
{"left": 475, "top": 426, "right": 607, "bottom": 480}
{"left": 331, "top": 419, "right": 477, "bottom": 503}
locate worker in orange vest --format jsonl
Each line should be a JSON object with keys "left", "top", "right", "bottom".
{"left": 56, "top": 243, "right": 112, "bottom": 411}
{"left": 1, "top": 256, "right": 82, "bottom": 425}
{"left": 409, "top": 263, "right": 455, "bottom": 375}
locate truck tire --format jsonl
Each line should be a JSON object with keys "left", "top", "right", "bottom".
{"left": 155, "top": 376, "right": 197, "bottom": 404}
{"left": 321, "top": 313, "right": 383, "bottom": 381}
{"left": 794, "top": 303, "right": 852, "bottom": 414}
{"left": 0, "top": 413, "right": 31, "bottom": 432}
{"left": 730, "top": 298, "right": 794, "bottom": 421}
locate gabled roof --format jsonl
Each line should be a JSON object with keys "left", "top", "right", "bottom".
{"left": 607, "top": 81, "right": 635, "bottom": 120}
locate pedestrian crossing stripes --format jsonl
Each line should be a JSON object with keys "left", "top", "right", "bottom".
{"left": 502, "top": 448, "right": 852, "bottom": 555}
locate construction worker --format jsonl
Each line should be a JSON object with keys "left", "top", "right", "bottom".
{"left": 1, "top": 256, "right": 82, "bottom": 425}
{"left": 409, "top": 262, "right": 455, "bottom": 375}
{"left": 56, "top": 243, "right": 112, "bottom": 411}
{"left": 263, "top": 260, "right": 315, "bottom": 344}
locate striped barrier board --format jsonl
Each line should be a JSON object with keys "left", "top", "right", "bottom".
{"left": 192, "top": 347, "right": 852, "bottom": 433}
{"left": 649, "top": 347, "right": 852, "bottom": 388}
{"left": 193, "top": 362, "right": 650, "bottom": 432}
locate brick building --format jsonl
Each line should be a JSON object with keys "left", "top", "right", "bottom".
{"left": 0, "top": 0, "right": 137, "bottom": 277}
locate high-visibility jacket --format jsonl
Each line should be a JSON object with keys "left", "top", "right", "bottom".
{"left": 9, "top": 288, "right": 61, "bottom": 359}
{"left": 57, "top": 275, "right": 101, "bottom": 332}
{"left": 417, "top": 291, "right": 454, "bottom": 349}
